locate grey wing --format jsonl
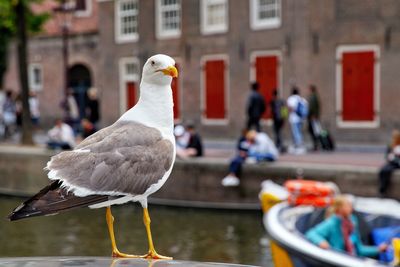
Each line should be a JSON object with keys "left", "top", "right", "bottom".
{"left": 47, "top": 121, "right": 174, "bottom": 196}
{"left": 75, "top": 123, "right": 120, "bottom": 150}
{"left": 77, "top": 121, "right": 162, "bottom": 152}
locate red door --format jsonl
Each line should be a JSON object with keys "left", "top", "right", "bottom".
{"left": 204, "top": 59, "right": 225, "bottom": 119}
{"left": 255, "top": 55, "right": 278, "bottom": 119}
{"left": 342, "top": 51, "right": 374, "bottom": 121}
{"left": 126, "top": 81, "right": 137, "bottom": 110}
{"left": 171, "top": 64, "right": 180, "bottom": 119}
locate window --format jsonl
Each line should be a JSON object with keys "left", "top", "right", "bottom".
{"left": 75, "top": 0, "right": 92, "bottom": 17}
{"left": 201, "top": 0, "right": 228, "bottom": 34}
{"left": 124, "top": 61, "right": 139, "bottom": 78}
{"left": 29, "top": 64, "right": 43, "bottom": 91}
{"left": 250, "top": 0, "right": 281, "bottom": 30}
{"left": 119, "top": 58, "right": 140, "bottom": 114}
{"left": 75, "top": 0, "right": 86, "bottom": 11}
{"left": 156, "top": 0, "right": 181, "bottom": 39}
{"left": 115, "top": 0, "right": 139, "bottom": 43}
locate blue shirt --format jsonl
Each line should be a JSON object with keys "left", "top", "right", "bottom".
{"left": 305, "top": 214, "right": 379, "bottom": 258}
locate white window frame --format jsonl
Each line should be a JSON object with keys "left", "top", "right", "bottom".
{"left": 200, "top": 54, "right": 229, "bottom": 125}
{"left": 249, "top": 50, "right": 283, "bottom": 125}
{"left": 119, "top": 57, "right": 140, "bottom": 114}
{"left": 156, "top": 0, "right": 181, "bottom": 39}
{"left": 250, "top": 0, "right": 281, "bottom": 30}
{"left": 29, "top": 63, "right": 43, "bottom": 91}
{"left": 74, "top": 0, "right": 92, "bottom": 17}
{"left": 201, "top": 0, "right": 228, "bottom": 35}
{"left": 115, "top": 0, "right": 139, "bottom": 43}
{"left": 336, "top": 45, "right": 380, "bottom": 128}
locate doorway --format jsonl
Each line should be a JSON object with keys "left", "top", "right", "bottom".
{"left": 68, "top": 64, "right": 92, "bottom": 119}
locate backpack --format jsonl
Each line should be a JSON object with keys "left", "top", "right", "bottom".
{"left": 296, "top": 98, "right": 309, "bottom": 119}
{"left": 272, "top": 99, "right": 286, "bottom": 120}
{"left": 280, "top": 106, "right": 289, "bottom": 120}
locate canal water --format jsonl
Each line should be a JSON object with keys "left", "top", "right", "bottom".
{"left": 0, "top": 197, "right": 272, "bottom": 266}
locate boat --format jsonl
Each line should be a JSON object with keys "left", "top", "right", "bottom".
{"left": 260, "top": 180, "right": 400, "bottom": 267}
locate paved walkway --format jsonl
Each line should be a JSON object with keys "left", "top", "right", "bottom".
{"left": 0, "top": 131, "right": 387, "bottom": 168}
{"left": 203, "top": 139, "right": 386, "bottom": 168}
{"left": 204, "top": 148, "right": 385, "bottom": 168}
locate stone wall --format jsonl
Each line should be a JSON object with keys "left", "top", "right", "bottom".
{"left": 1, "top": 150, "right": 398, "bottom": 207}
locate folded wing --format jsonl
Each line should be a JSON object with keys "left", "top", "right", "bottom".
{"left": 46, "top": 121, "right": 174, "bottom": 196}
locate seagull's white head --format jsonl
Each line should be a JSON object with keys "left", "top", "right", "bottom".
{"left": 142, "top": 54, "right": 178, "bottom": 86}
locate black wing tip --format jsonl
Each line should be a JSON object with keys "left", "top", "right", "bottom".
{"left": 7, "top": 203, "right": 24, "bottom": 221}
{"left": 7, "top": 180, "right": 61, "bottom": 222}
{"left": 7, "top": 180, "right": 110, "bottom": 222}
{"left": 7, "top": 211, "right": 23, "bottom": 221}
{"left": 7, "top": 212, "right": 19, "bottom": 221}
{"left": 7, "top": 203, "right": 34, "bottom": 221}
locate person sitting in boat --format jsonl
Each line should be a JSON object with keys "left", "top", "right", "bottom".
{"left": 306, "top": 195, "right": 388, "bottom": 258}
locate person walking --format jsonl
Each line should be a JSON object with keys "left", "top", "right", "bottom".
{"left": 287, "top": 87, "right": 308, "bottom": 154}
{"left": 246, "top": 82, "right": 266, "bottom": 132}
{"left": 2, "top": 90, "right": 16, "bottom": 138}
{"left": 0, "top": 88, "right": 5, "bottom": 137}
{"left": 29, "top": 91, "right": 40, "bottom": 126}
{"left": 270, "top": 89, "right": 287, "bottom": 151}
{"left": 14, "top": 93, "right": 22, "bottom": 129}
{"left": 378, "top": 130, "right": 400, "bottom": 197}
{"left": 61, "top": 89, "right": 80, "bottom": 135}
{"left": 307, "top": 85, "right": 321, "bottom": 151}
{"left": 0, "top": 88, "right": 5, "bottom": 120}
{"left": 86, "top": 87, "right": 100, "bottom": 126}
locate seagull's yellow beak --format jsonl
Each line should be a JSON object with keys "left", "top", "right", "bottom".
{"left": 161, "top": 66, "right": 178, "bottom": 78}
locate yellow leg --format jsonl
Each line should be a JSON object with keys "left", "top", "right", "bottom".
{"left": 106, "top": 206, "right": 141, "bottom": 258}
{"left": 142, "top": 208, "right": 172, "bottom": 260}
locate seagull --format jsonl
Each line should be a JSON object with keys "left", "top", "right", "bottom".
{"left": 8, "top": 54, "right": 178, "bottom": 259}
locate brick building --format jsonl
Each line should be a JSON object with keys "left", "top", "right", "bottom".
{"left": 5, "top": 0, "right": 400, "bottom": 143}
{"left": 5, "top": 0, "right": 100, "bottom": 124}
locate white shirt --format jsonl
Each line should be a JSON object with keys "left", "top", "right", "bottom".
{"left": 48, "top": 123, "right": 76, "bottom": 148}
{"left": 29, "top": 97, "right": 40, "bottom": 118}
{"left": 0, "top": 91, "right": 5, "bottom": 116}
{"left": 176, "top": 132, "right": 190, "bottom": 149}
{"left": 249, "top": 132, "right": 279, "bottom": 159}
{"left": 67, "top": 96, "right": 79, "bottom": 120}
{"left": 287, "top": 95, "right": 302, "bottom": 123}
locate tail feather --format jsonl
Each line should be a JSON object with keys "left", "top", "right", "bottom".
{"left": 8, "top": 180, "right": 109, "bottom": 221}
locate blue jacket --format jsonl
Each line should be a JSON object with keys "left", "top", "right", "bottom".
{"left": 305, "top": 214, "right": 379, "bottom": 258}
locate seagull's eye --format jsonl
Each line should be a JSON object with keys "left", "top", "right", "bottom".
{"left": 151, "top": 60, "right": 155, "bottom": 66}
